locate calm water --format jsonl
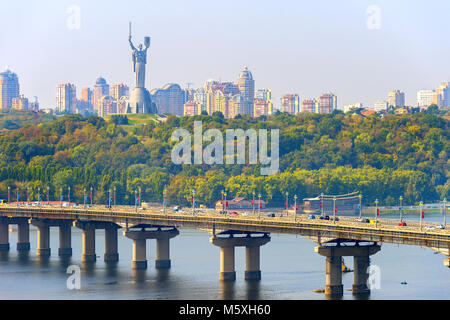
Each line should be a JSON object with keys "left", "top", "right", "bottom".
{"left": 0, "top": 213, "right": 448, "bottom": 300}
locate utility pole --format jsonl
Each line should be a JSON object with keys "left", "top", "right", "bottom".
{"left": 358, "top": 194, "right": 362, "bottom": 219}
{"left": 399, "top": 196, "right": 403, "bottom": 223}
{"left": 285, "top": 192, "right": 289, "bottom": 216}
{"left": 7, "top": 186, "right": 10, "bottom": 204}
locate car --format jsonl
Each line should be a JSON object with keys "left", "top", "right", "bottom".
{"left": 435, "top": 224, "right": 445, "bottom": 230}
{"left": 241, "top": 212, "right": 249, "bottom": 216}
{"left": 330, "top": 216, "right": 339, "bottom": 221}
{"left": 370, "top": 220, "right": 380, "bottom": 225}
{"left": 398, "top": 221, "right": 407, "bottom": 226}
{"left": 231, "top": 211, "right": 239, "bottom": 216}
{"left": 267, "top": 213, "right": 275, "bottom": 217}
{"left": 172, "top": 206, "right": 180, "bottom": 212}
{"left": 319, "top": 215, "right": 330, "bottom": 220}
{"left": 424, "top": 226, "right": 434, "bottom": 230}
{"left": 307, "top": 214, "right": 316, "bottom": 219}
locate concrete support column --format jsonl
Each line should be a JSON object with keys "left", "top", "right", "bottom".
{"left": 155, "top": 238, "right": 170, "bottom": 269}
{"left": 37, "top": 224, "right": 50, "bottom": 257}
{"left": 17, "top": 220, "right": 30, "bottom": 251}
{"left": 325, "top": 256, "right": 343, "bottom": 295}
{"left": 82, "top": 224, "right": 96, "bottom": 262}
{"left": 132, "top": 239, "right": 147, "bottom": 269}
{"left": 58, "top": 223, "right": 72, "bottom": 256}
{"left": 0, "top": 219, "right": 9, "bottom": 251}
{"left": 245, "top": 246, "right": 261, "bottom": 280}
{"left": 220, "top": 246, "right": 236, "bottom": 281}
{"left": 353, "top": 255, "right": 371, "bottom": 294}
{"left": 104, "top": 226, "right": 119, "bottom": 262}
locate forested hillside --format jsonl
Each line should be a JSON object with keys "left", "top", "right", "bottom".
{"left": 0, "top": 112, "right": 447, "bottom": 207}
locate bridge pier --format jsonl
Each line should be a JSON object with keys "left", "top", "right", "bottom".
{"left": 104, "top": 225, "right": 119, "bottom": 262}
{"left": 210, "top": 233, "right": 271, "bottom": 281}
{"left": 0, "top": 218, "right": 9, "bottom": 251}
{"left": 315, "top": 243, "right": 381, "bottom": 296}
{"left": 124, "top": 227, "right": 179, "bottom": 270}
{"left": 30, "top": 220, "right": 51, "bottom": 257}
{"left": 17, "top": 219, "right": 30, "bottom": 251}
{"left": 78, "top": 222, "right": 96, "bottom": 262}
{"left": 58, "top": 222, "right": 72, "bottom": 256}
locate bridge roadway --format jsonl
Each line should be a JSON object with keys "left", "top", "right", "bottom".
{"left": 0, "top": 204, "right": 449, "bottom": 248}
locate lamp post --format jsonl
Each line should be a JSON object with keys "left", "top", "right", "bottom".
{"left": 358, "top": 194, "right": 362, "bottom": 219}
{"left": 321, "top": 193, "right": 324, "bottom": 217}
{"left": 114, "top": 186, "right": 116, "bottom": 207}
{"left": 224, "top": 192, "right": 227, "bottom": 215}
{"left": 26, "top": 186, "right": 29, "bottom": 203}
{"left": 294, "top": 195, "right": 298, "bottom": 222}
{"left": 258, "top": 193, "right": 262, "bottom": 220}
{"left": 399, "top": 196, "right": 403, "bottom": 223}
{"left": 192, "top": 188, "right": 195, "bottom": 215}
{"left": 83, "top": 188, "right": 86, "bottom": 208}
{"left": 109, "top": 189, "right": 112, "bottom": 208}
{"left": 47, "top": 186, "right": 50, "bottom": 205}
{"left": 333, "top": 197, "right": 337, "bottom": 224}
{"left": 134, "top": 190, "right": 137, "bottom": 211}
{"left": 163, "top": 187, "right": 167, "bottom": 214}
{"left": 68, "top": 186, "right": 71, "bottom": 205}
{"left": 443, "top": 198, "right": 447, "bottom": 228}
{"left": 90, "top": 187, "right": 93, "bottom": 206}
{"left": 252, "top": 191, "right": 255, "bottom": 215}
{"left": 138, "top": 187, "right": 141, "bottom": 208}
{"left": 16, "top": 188, "right": 19, "bottom": 205}
{"left": 7, "top": 186, "right": 10, "bottom": 204}
{"left": 60, "top": 187, "right": 63, "bottom": 207}
{"left": 419, "top": 201, "right": 424, "bottom": 230}
{"left": 285, "top": 191, "right": 289, "bottom": 216}
{"left": 221, "top": 190, "right": 224, "bottom": 214}
{"left": 375, "top": 199, "right": 379, "bottom": 228}
{"left": 38, "top": 187, "right": 40, "bottom": 205}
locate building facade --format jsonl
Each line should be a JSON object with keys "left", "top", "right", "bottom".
{"left": 237, "top": 66, "right": 255, "bottom": 116}
{"left": 388, "top": 90, "right": 405, "bottom": 108}
{"left": 12, "top": 95, "right": 29, "bottom": 111}
{"left": 373, "top": 100, "right": 389, "bottom": 112}
{"left": 151, "top": 83, "right": 185, "bottom": 116}
{"left": 318, "top": 93, "right": 338, "bottom": 114}
{"left": 184, "top": 101, "right": 200, "bottom": 116}
{"left": 300, "top": 99, "right": 318, "bottom": 113}
{"left": 56, "top": 83, "right": 77, "bottom": 113}
{"left": 93, "top": 77, "right": 110, "bottom": 114}
{"left": 417, "top": 90, "right": 435, "bottom": 108}
{"left": 433, "top": 82, "right": 449, "bottom": 109}
{"left": 0, "top": 69, "right": 20, "bottom": 110}
{"left": 281, "top": 94, "right": 300, "bottom": 114}
{"left": 98, "top": 96, "right": 117, "bottom": 117}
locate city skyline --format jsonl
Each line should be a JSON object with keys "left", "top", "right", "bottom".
{"left": 1, "top": 1, "right": 450, "bottom": 110}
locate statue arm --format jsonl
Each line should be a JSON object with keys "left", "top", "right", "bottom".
{"left": 129, "top": 37, "right": 136, "bottom": 51}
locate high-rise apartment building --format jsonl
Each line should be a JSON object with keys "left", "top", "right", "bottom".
{"left": 237, "top": 66, "right": 255, "bottom": 116}
{"left": 193, "top": 89, "right": 207, "bottom": 114}
{"left": 93, "top": 77, "right": 109, "bottom": 113}
{"left": 98, "top": 96, "right": 117, "bottom": 118}
{"left": 228, "top": 94, "right": 246, "bottom": 119}
{"left": 433, "top": 82, "right": 449, "bottom": 108}
{"left": 318, "top": 93, "right": 338, "bottom": 113}
{"left": 254, "top": 99, "right": 270, "bottom": 117}
{"left": 184, "top": 101, "right": 200, "bottom": 116}
{"left": 281, "top": 94, "right": 300, "bottom": 114}
{"left": 110, "top": 84, "right": 129, "bottom": 101}
{"left": 151, "top": 83, "right": 185, "bottom": 116}
{"left": 56, "top": 83, "right": 77, "bottom": 113}
{"left": 417, "top": 90, "right": 435, "bottom": 108}
{"left": 388, "top": 90, "right": 405, "bottom": 108}
{"left": 300, "top": 99, "right": 318, "bottom": 113}
{"left": 0, "top": 69, "right": 20, "bottom": 110}
{"left": 12, "top": 95, "right": 29, "bottom": 111}
{"left": 255, "top": 88, "right": 273, "bottom": 115}
{"left": 205, "top": 81, "right": 238, "bottom": 117}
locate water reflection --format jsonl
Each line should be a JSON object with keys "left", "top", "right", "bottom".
{"left": 0, "top": 251, "right": 9, "bottom": 262}
{"left": 219, "top": 281, "right": 235, "bottom": 300}
{"left": 245, "top": 280, "right": 261, "bottom": 300}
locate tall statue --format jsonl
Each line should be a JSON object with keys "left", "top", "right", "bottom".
{"left": 129, "top": 24, "right": 150, "bottom": 88}
{"left": 127, "top": 23, "right": 157, "bottom": 114}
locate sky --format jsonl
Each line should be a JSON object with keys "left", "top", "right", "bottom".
{"left": 1, "top": 0, "right": 450, "bottom": 109}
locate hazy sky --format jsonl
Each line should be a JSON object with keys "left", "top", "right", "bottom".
{"left": 1, "top": 0, "right": 449, "bottom": 109}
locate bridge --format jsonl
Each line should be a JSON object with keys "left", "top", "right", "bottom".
{"left": 0, "top": 204, "right": 449, "bottom": 296}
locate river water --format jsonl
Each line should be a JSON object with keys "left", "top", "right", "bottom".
{"left": 0, "top": 212, "right": 448, "bottom": 300}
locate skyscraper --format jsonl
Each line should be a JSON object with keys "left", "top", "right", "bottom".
{"left": 300, "top": 99, "right": 318, "bottom": 113}
{"left": 433, "top": 82, "right": 449, "bottom": 109}
{"left": 281, "top": 94, "right": 300, "bottom": 114}
{"left": 93, "top": 77, "right": 109, "bottom": 113}
{"left": 318, "top": 93, "right": 338, "bottom": 113}
{"left": 0, "top": 69, "right": 20, "bottom": 110}
{"left": 228, "top": 94, "right": 246, "bottom": 119}
{"left": 237, "top": 66, "right": 255, "bottom": 116}
{"left": 254, "top": 99, "right": 270, "bottom": 117}
{"left": 56, "top": 83, "right": 77, "bottom": 113}
{"left": 255, "top": 88, "right": 273, "bottom": 115}
{"left": 151, "top": 83, "right": 185, "bottom": 116}
{"left": 110, "top": 84, "right": 129, "bottom": 101}
{"left": 417, "top": 90, "right": 435, "bottom": 108}
{"left": 388, "top": 90, "right": 405, "bottom": 108}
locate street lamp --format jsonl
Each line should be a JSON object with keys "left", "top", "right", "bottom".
{"left": 7, "top": 186, "right": 10, "bottom": 204}
{"left": 224, "top": 192, "right": 227, "bottom": 215}
{"left": 109, "top": 189, "right": 112, "bottom": 208}
{"left": 47, "top": 186, "right": 50, "bottom": 205}
{"left": 114, "top": 186, "right": 116, "bottom": 207}
{"left": 443, "top": 198, "right": 447, "bottom": 228}
{"left": 321, "top": 193, "right": 324, "bottom": 217}
{"left": 192, "top": 188, "right": 195, "bottom": 215}
{"left": 83, "top": 188, "right": 86, "bottom": 207}
{"left": 419, "top": 201, "right": 424, "bottom": 230}
{"left": 138, "top": 187, "right": 141, "bottom": 208}
{"left": 38, "top": 187, "right": 40, "bottom": 205}
{"left": 333, "top": 197, "right": 337, "bottom": 224}
{"left": 90, "top": 187, "right": 93, "bottom": 206}
{"left": 221, "top": 190, "right": 224, "bottom": 214}
{"left": 134, "top": 190, "right": 137, "bottom": 211}
{"left": 163, "top": 187, "right": 167, "bottom": 214}
{"left": 252, "top": 191, "right": 255, "bottom": 215}
{"left": 285, "top": 191, "right": 289, "bottom": 216}
{"left": 375, "top": 199, "right": 379, "bottom": 227}
{"left": 258, "top": 193, "right": 262, "bottom": 220}
{"left": 399, "top": 196, "right": 403, "bottom": 222}
{"left": 60, "top": 187, "right": 63, "bottom": 207}
{"left": 68, "top": 186, "right": 71, "bottom": 205}
{"left": 26, "top": 186, "right": 29, "bottom": 203}
{"left": 358, "top": 194, "right": 362, "bottom": 219}
{"left": 294, "top": 195, "right": 298, "bottom": 222}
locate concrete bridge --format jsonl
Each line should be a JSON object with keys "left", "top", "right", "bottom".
{"left": 0, "top": 205, "right": 449, "bottom": 296}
